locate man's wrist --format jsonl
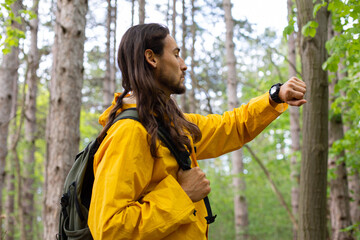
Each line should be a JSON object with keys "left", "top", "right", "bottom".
{"left": 269, "top": 83, "right": 284, "bottom": 103}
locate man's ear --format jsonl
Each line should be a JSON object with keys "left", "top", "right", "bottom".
{"left": 144, "top": 49, "right": 158, "bottom": 68}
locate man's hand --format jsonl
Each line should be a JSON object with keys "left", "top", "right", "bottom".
{"left": 177, "top": 167, "right": 211, "bottom": 203}
{"left": 279, "top": 77, "right": 307, "bottom": 106}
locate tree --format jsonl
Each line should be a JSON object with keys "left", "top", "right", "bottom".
{"left": 43, "top": 0, "right": 88, "bottom": 239}
{"left": 172, "top": 0, "right": 176, "bottom": 38}
{"left": 104, "top": 0, "right": 117, "bottom": 109}
{"left": 139, "top": 0, "right": 145, "bottom": 24}
{"left": 0, "top": 1, "right": 22, "bottom": 239}
{"left": 189, "top": 0, "right": 196, "bottom": 113}
{"left": 295, "top": 0, "right": 329, "bottom": 239}
{"left": 23, "top": 0, "right": 40, "bottom": 239}
{"left": 180, "top": 0, "right": 188, "bottom": 112}
{"left": 223, "top": 0, "right": 249, "bottom": 239}
{"left": 323, "top": 0, "right": 360, "bottom": 231}
{"left": 286, "top": 0, "right": 300, "bottom": 239}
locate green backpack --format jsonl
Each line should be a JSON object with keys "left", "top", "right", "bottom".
{"left": 58, "top": 108, "right": 216, "bottom": 240}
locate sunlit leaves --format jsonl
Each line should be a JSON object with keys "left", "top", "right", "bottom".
{"left": 283, "top": 19, "right": 295, "bottom": 38}
{"left": 0, "top": 1, "right": 36, "bottom": 54}
{"left": 301, "top": 20, "right": 318, "bottom": 37}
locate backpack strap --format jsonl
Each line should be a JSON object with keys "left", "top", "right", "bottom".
{"left": 113, "top": 108, "right": 217, "bottom": 224}
{"left": 157, "top": 122, "right": 217, "bottom": 224}
{"left": 113, "top": 107, "right": 140, "bottom": 123}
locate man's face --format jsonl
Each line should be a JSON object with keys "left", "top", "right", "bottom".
{"left": 154, "top": 35, "right": 188, "bottom": 96}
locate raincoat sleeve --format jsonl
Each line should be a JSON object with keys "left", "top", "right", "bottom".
{"left": 88, "top": 120, "right": 197, "bottom": 240}
{"left": 186, "top": 92, "right": 287, "bottom": 160}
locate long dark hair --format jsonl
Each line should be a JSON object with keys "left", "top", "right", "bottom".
{"left": 97, "top": 23, "right": 201, "bottom": 157}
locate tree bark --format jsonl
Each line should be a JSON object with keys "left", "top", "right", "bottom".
{"left": 139, "top": 0, "right": 145, "bottom": 24}
{"left": 111, "top": 0, "right": 117, "bottom": 94}
{"left": 180, "top": 0, "right": 188, "bottom": 112}
{"left": 0, "top": 1, "right": 22, "bottom": 239}
{"left": 104, "top": 0, "right": 116, "bottom": 109}
{"left": 131, "top": 0, "right": 135, "bottom": 26}
{"left": 348, "top": 170, "right": 360, "bottom": 227}
{"left": 295, "top": 0, "right": 329, "bottom": 239}
{"left": 189, "top": 0, "right": 196, "bottom": 113}
{"left": 287, "top": 0, "right": 300, "bottom": 239}
{"left": 5, "top": 160, "right": 15, "bottom": 240}
{"left": 223, "top": 0, "right": 249, "bottom": 239}
{"left": 6, "top": 25, "right": 24, "bottom": 240}
{"left": 23, "top": 1, "right": 39, "bottom": 239}
{"left": 43, "top": 0, "right": 88, "bottom": 239}
{"left": 172, "top": 0, "right": 176, "bottom": 38}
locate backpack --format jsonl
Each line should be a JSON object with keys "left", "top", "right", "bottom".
{"left": 58, "top": 108, "right": 216, "bottom": 240}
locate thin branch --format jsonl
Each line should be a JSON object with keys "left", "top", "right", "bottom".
{"left": 268, "top": 46, "right": 302, "bottom": 78}
{"left": 244, "top": 144, "right": 298, "bottom": 230}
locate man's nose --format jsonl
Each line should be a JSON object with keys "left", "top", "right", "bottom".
{"left": 180, "top": 57, "right": 187, "bottom": 71}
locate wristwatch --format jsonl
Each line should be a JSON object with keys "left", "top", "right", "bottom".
{"left": 269, "top": 83, "right": 284, "bottom": 103}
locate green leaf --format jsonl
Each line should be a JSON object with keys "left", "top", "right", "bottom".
{"left": 309, "top": 28, "right": 317, "bottom": 37}
{"left": 2, "top": 47, "right": 11, "bottom": 54}
{"left": 310, "top": 21, "right": 319, "bottom": 28}
{"left": 302, "top": 21, "right": 318, "bottom": 37}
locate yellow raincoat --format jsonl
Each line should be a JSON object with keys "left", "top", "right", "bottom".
{"left": 88, "top": 92, "right": 287, "bottom": 240}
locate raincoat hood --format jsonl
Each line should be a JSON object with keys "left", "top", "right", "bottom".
{"left": 98, "top": 93, "right": 136, "bottom": 127}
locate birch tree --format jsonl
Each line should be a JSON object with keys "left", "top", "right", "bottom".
{"left": 223, "top": 0, "right": 248, "bottom": 239}
{"left": 295, "top": 0, "right": 329, "bottom": 239}
{"left": 43, "top": 0, "right": 88, "bottom": 239}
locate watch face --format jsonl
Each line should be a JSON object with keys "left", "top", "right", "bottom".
{"left": 270, "top": 86, "right": 276, "bottom": 95}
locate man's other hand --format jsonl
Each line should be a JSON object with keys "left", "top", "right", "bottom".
{"left": 177, "top": 167, "right": 211, "bottom": 203}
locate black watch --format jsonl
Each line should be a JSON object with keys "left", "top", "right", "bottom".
{"left": 269, "top": 83, "right": 284, "bottom": 103}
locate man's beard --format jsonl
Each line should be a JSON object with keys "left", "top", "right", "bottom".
{"left": 171, "top": 82, "right": 186, "bottom": 95}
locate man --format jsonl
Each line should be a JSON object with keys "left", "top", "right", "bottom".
{"left": 88, "top": 23, "right": 306, "bottom": 240}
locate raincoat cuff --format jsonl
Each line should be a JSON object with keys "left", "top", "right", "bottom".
{"left": 264, "top": 92, "right": 288, "bottom": 114}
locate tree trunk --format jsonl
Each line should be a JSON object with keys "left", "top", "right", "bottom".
{"left": 223, "top": 0, "right": 249, "bottom": 239}
{"left": 189, "top": 0, "right": 196, "bottom": 113}
{"left": 327, "top": 17, "right": 354, "bottom": 240}
{"left": 295, "top": 0, "right": 329, "bottom": 239}
{"left": 111, "top": 0, "right": 117, "bottom": 94}
{"left": 23, "top": 1, "right": 39, "bottom": 239}
{"left": 328, "top": 85, "right": 353, "bottom": 240}
{"left": 172, "top": 0, "right": 176, "bottom": 38}
{"left": 6, "top": 29, "right": 22, "bottom": 240}
{"left": 131, "top": 0, "right": 135, "bottom": 26}
{"left": 180, "top": 0, "right": 188, "bottom": 112}
{"left": 139, "top": 0, "right": 145, "bottom": 24}
{"left": 5, "top": 153, "right": 15, "bottom": 240}
{"left": 0, "top": 2, "right": 22, "bottom": 239}
{"left": 287, "top": 0, "right": 300, "bottom": 239}
{"left": 338, "top": 70, "right": 360, "bottom": 229}
{"left": 103, "top": 0, "right": 113, "bottom": 110}
{"left": 348, "top": 170, "right": 360, "bottom": 227}
{"left": 43, "top": 0, "right": 88, "bottom": 239}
